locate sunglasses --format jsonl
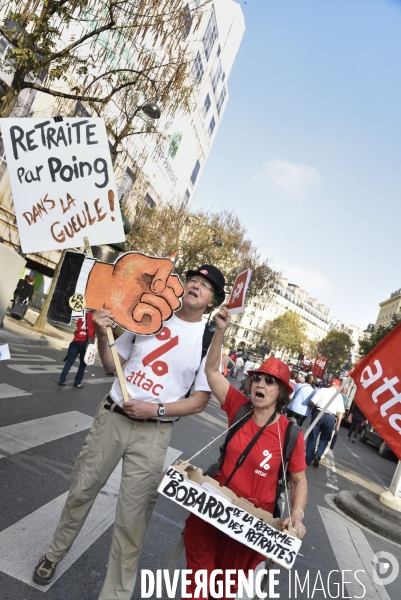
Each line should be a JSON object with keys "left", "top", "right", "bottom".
{"left": 251, "top": 373, "right": 278, "bottom": 385}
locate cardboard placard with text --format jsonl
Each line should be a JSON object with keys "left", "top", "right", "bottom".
{"left": 158, "top": 462, "right": 302, "bottom": 570}
{"left": 226, "top": 269, "right": 252, "bottom": 314}
{"left": 1, "top": 118, "right": 125, "bottom": 253}
{"left": 350, "top": 322, "right": 401, "bottom": 460}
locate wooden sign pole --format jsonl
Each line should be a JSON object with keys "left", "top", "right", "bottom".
{"left": 83, "top": 237, "right": 130, "bottom": 405}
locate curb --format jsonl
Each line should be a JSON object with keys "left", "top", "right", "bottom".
{"left": 0, "top": 334, "right": 69, "bottom": 349}
{"left": 335, "top": 489, "right": 401, "bottom": 544}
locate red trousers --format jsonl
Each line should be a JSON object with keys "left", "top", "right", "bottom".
{"left": 183, "top": 513, "right": 264, "bottom": 600}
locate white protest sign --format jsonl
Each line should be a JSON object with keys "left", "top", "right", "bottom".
{"left": 159, "top": 467, "right": 301, "bottom": 570}
{"left": 1, "top": 118, "right": 125, "bottom": 253}
{"left": 0, "top": 344, "right": 11, "bottom": 360}
{"left": 227, "top": 269, "right": 252, "bottom": 315}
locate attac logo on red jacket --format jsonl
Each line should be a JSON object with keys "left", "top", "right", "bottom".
{"left": 350, "top": 322, "right": 401, "bottom": 460}
{"left": 312, "top": 355, "right": 328, "bottom": 379}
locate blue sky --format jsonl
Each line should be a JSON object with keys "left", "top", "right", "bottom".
{"left": 194, "top": 0, "right": 401, "bottom": 330}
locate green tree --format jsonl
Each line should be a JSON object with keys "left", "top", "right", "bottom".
{"left": 0, "top": 0, "right": 206, "bottom": 125}
{"left": 359, "top": 314, "right": 401, "bottom": 357}
{"left": 126, "top": 202, "right": 279, "bottom": 299}
{"left": 260, "top": 310, "right": 307, "bottom": 359}
{"left": 317, "top": 330, "right": 353, "bottom": 376}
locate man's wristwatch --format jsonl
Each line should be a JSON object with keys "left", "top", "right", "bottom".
{"left": 157, "top": 403, "right": 166, "bottom": 417}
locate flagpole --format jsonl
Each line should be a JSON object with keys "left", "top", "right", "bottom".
{"left": 304, "top": 377, "right": 352, "bottom": 441}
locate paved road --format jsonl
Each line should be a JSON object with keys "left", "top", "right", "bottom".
{"left": 0, "top": 350, "right": 400, "bottom": 599}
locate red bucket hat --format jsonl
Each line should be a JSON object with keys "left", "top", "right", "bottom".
{"left": 248, "top": 357, "right": 293, "bottom": 394}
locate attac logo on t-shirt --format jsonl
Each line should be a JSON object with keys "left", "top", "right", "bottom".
{"left": 125, "top": 326, "right": 178, "bottom": 397}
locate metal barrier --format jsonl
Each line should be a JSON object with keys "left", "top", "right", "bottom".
{"left": 30, "top": 290, "right": 47, "bottom": 312}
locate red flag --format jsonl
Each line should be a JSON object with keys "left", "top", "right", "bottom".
{"left": 349, "top": 322, "right": 401, "bottom": 460}
{"left": 226, "top": 269, "right": 251, "bottom": 314}
{"left": 312, "top": 356, "right": 328, "bottom": 378}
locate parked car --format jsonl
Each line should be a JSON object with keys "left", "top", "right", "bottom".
{"left": 360, "top": 421, "right": 395, "bottom": 459}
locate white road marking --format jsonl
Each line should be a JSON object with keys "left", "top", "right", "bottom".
{"left": 0, "top": 411, "right": 93, "bottom": 457}
{"left": 0, "top": 383, "right": 32, "bottom": 399}
{"left": 9, "top": 354, "right": 56, "bottom": 362}
{"left": 87, "top": 377, "right": 116, "bottom": 385}
{"left": 8, "top": 364, "right": 77, "bottom": 374}
{"left": 0, "top": 445, "right": 182, "bottom": 591}
{"left": 324, "top": 449, "right": 339, "bottom": 491}
{"left": 318, "top": 506, "right": 392, "bottom": 600}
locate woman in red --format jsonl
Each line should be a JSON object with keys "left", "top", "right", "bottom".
{"left": 183, "top": 306, "right": 307, "bottom": 599}
{"left": 58, "top": 312, "right": 95, "bottom": 388}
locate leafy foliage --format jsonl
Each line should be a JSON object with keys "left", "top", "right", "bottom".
{"left": 317, "top": 330, "right": 353, "bottom": 376}
{"left": 260, "top": 310, "right": 307, "bottom": 357}
{"left": 125, "top": 201, "right": 279, "bottom": 299}
{"left": 359, "top": 314, "right": 401, "bottom": 358}
{"left": 0, "top": 0, "right": 210, "bottom": 156}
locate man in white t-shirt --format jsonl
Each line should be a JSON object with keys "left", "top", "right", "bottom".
{"left": 33, "top": 264, "right": 225, "bottom": 600}
{"left": 305, "top": 379, "right": 344, "bottom": 467}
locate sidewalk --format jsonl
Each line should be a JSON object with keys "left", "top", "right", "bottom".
{"left": 0, "top": 306, "right": 72, "bottom": 349}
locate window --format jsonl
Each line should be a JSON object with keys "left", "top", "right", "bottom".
{"left": 203, "top": 93, "right": 211, "bottom": 117}
{"left": 243, "top": 330, "right": 249, "bottom": 338}
{"left": 208, "top": 116, "right": 215, "bottom": 137}
{"left": 211, "top": 60, "right": 223, "bottom": 92}
{"left": 233, "top": 326, "right": 239, "bottom": 335}
{"left": 168, "top": 132, "right": 182, "bottom": 160}
{"left": 181, "top": 4, "right": 192, "bottom": 39}
{"left": 202, "top": 10, "right": 217, "bottom": 60}
{"left": 0, "top": 135, "right": 7, "bottom": 181}
{"left": 217, "top": 44, "right": 221, "bottom": 56}
{"left": 144, "top": 193, "right": 156, "bottom": 209}
{"left": 216, "top": 85, "right": 227, "bottom": 114}
{"left": 118, "top": 167, "right": 135, "bottom": 204}
{"left": 193, "top": 51, "right": 204, "bottom": 86}
{"left": 190, "top": 159, "right": 201, "bottom": 186}
{"left": 180, "top": 189, "right": 190, "bottom": 211}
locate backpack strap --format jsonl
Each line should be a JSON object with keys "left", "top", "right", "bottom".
{"left": 185, "top": 323, "right": 215, "bottom": 398}
{"left": 273, "top": 420, "right": 301, "bottom": 517}
{"left": 203, "top": 401, "right": 254, "bottom": 477}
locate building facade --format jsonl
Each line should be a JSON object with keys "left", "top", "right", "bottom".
{"left": 375, "top": 288, "right": 401, "bottom": 329}
{"left": 0, "top": 1, "right": 245, "bottom": 281}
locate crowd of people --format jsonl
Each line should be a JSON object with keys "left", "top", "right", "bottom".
{"left": 31, "top": 260, "right": 360, "bottom": 600}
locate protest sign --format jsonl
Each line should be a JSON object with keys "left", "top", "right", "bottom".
{"left": 159, "top": 465, "right": 301, "bottom": 570}
{"left": 227, "top": 269, "right": 252, "bottom": 315}
{"left": 312, "top": 355, "right": 328, "bottom": 378}
{"left": 1, "top": 118, "right": 125, "bottom": 253}
{"left": 350, "top": 322, "right": 401, "bottom": 461}
{"left": 0, "top": 344, "right": 11, "bottom": 360}
{"left": 48, "top": 251, "right": 184, "bottom": 335}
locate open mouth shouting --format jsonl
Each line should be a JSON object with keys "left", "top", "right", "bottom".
{"left": 254, "top": 390, "right": 265, "bottom": 400}
{"left": 187, "top": 289, "right": 198, "bottom": 299}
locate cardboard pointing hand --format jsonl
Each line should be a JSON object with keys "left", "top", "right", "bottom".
{"left": 85, "top": 253, "right": 183, "bottom": 334}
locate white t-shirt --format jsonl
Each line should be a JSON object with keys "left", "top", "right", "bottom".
{"left": 313, "top": 387, "right": 344, "bottom": 416}
{"left": 243, "top": 360, "right": 254, "bottom": 375}
{"left": 109, "top": 314, "right": 211, "bottom": 415}
{"left": 236, "top": 356, "right": 244, "bottom": 368}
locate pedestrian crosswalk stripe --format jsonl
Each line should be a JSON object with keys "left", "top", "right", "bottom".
{"left": 0, "top": 411, "right": 93, "bottom": 458}
{"left": 318, "top": 506, "right": 392, "bottom": 600}
{"left": 9, "top": 354, "right": 57, "bottom": 362}
{"left": 8, "top": 364, "right": 77, "bottom": 375}
{"left": 0, "top": 383, "right": 32, "bottom": 399}
{"left": 87, "top": 376, "right": 116, "bottom": 385}
{"left": 0, "top": 446, "right": 182, "bottom": 591}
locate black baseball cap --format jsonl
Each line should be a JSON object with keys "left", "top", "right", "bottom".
{"left": 186, "top": 264, "right": 225, "bottom": 305}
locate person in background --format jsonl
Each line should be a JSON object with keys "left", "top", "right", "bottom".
{"left": 347, "top": 403, "right": 365, "bottom": 443}
{"left": 289, "top": 369, "right": 299, "bottom": 390}
{"left": 286, "top": 374, "right": 317, "bottom": 426}
{"left": 12, "top": 274, "right": 35, "bottom": 309}
{"left": 305, "top": 379, "right": 344, "bottom": 467}
{"left": 58, "top": 312, "right": 95, "bottom": 388}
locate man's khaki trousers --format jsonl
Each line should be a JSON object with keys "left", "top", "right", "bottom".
{"left": 46, "top": 397, "right": 173, "bottom": 600}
